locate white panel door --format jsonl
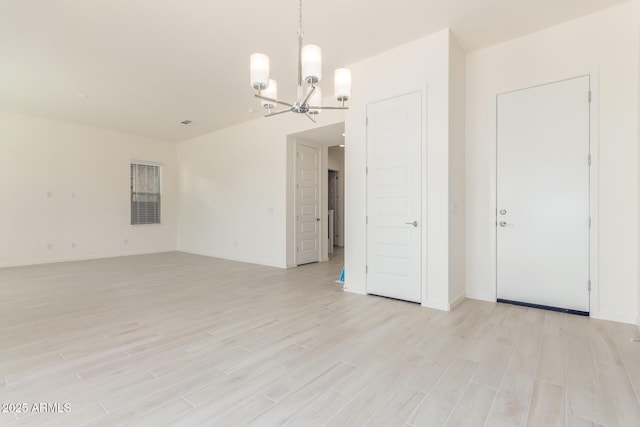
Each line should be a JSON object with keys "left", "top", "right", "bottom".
{"left": 367, "top": 92, "right": 422, "bottom": 303}
{"left": 296, "top": 143, "right": 320, "bottom": 265}
{"left": 497, "top": 76, "right": 590, "bottom": 313}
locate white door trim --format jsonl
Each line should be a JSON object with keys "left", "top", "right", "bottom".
{"left": 294, "top": 141, "right": 323, "bottom": 266}
{"left": 489, "top": 71, "right": 600, "bottom": 318}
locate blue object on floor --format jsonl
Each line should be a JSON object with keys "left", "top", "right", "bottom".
{"left": 339, "top": 267, "right": 345, "bottom": 282}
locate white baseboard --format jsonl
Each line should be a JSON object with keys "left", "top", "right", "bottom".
{"left": 465, "top": 292, "right": 497, "bottom": 303}
{"left": 464, "top": 296, "right": 638, "bottom": 325}
{"left": 177, "top": 248, "right": 287, "bottom": 269}
{"left": 449, "top": 293, "right": 466, "bottom": 310}
{"left": 591, "top": 311, "right": 639, "bottom": 326}
{"left": 0, "top": 249, "right": 176, "bottom": 269}
{"left": 422, "top": 299, "right": 451, "bottom": 311}
{"left": 342, "top": 284, "right": 366, "bottom": 296}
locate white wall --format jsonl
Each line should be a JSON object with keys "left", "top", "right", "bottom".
{"left": 638, "top": 16, "right": 640, "bottom": 327}
{"left": 177, "top": 108, "right": 343, "bottom": 268}
{"left": 465, "top": 1, "right": 640, "bottom": 324}
{"left": 449, "top": 35, "right": 466, "bottom": 306}
{"left": 0, "top": 112, "right": 178, "bottom": 267}
{"left": 328, "top": 145, "right": 344, "bottom": 171}
{"left": 344, "top": 29, "right": 464, "bottom": 310}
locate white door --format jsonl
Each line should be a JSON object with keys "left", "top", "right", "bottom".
{"left": 296, "top": 143, "right": 320, "bottom": 265}
{"left": 497, "top": 76, "right": 590, "bottom": 314}
{"left": 367, "top": 92, "right": 422, "bottom": 303}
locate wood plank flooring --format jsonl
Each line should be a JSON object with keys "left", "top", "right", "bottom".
{"left": 1, "top": 250, "right": 639, "bottom": 426}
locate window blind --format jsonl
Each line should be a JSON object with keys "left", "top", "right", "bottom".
{"left": 131, "top": 163, "right": 161, "bottom": 225}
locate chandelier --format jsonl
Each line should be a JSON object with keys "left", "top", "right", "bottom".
{"left": 249, "top": 0, "right": 352, "bottom": 122}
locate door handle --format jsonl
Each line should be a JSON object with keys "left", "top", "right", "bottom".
{"left": 405, "top": 221, "right": 418, "bottom": 227}
{"left": 499, "top": 221, "right": 508, "bottom": 227}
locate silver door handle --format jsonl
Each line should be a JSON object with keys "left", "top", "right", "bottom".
{"left": 499, "top": 221, "right": 508, "bottom": 227}
{"left": 405, "top": 221, "right": 418, "bottom": 227}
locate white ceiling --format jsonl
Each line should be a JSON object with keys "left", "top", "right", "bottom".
{"left": 0, "top": 0, "right": 630, "bottom": 142}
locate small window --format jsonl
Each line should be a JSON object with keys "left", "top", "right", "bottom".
{"left": 131, "top": 163, "right": 161, "bottom": 225}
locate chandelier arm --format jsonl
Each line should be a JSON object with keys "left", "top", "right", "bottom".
{"left": 265, "top": 108, "right": 294, "bottom": 117}
{"left": 308, "top": 106, "right": 349, "bottom": 110}
{"left": 304, "top": 113, "right": 316, "bottom": 123}
{"left": 301, "top": 85, "right": 316, "bottom": 106}
{"left": 254, "top": 94, "right": 294, "bottom": 107}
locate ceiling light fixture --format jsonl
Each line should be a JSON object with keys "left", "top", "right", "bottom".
{"left": 249, "top": 0, "right": 352, "bottom": 123}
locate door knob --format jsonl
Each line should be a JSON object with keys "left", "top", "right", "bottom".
{"left": 316, "top": 218, "right": 321, "bottom": 222}
{"left": 499, "top": 221, "right": 507, "bottom": 227}
{"left": 405, "top": 221, "right": 418, "bottom": 227}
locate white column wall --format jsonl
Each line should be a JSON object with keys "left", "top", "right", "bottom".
{"left": 344, "top": 29, "right": 458, "bottom": 310}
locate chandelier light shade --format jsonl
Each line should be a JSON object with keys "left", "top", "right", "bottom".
{"left": 249, "top": 0, "right": 351, "bottom": 122}
{"left": 301, "top": 44, "right": 322, "bottom": 84}
{"left": 261, "top": 79, "right": 278, "bottom": 109}
{"left": 334, "top": 68, "right": 352, "bottom": 101}
{"left": 250, "top": 53, "right": 270, "bottom": 90}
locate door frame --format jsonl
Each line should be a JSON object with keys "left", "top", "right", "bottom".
{"left": 365, "top": 89, "right": 425, "bottom": 303}
{"left": 328, "top": 169, "right": 337, "bottom": 247}
{"left": 328, "top": 168, "right": 345, "bottom": 247}
{"left": 293, "top": 140, "right": 324, "bottom": 266}
{"left": 491, "top": 71, "right": 600, "bottom": 318}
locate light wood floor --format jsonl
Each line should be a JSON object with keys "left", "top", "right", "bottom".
{"left": 1, "top": 250, "right": 640, "bottom": 426}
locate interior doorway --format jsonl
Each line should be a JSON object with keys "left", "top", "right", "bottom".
{"left": 287, "top": 122, "right": 346, "bottom": 268}
{"left": 296, "top": 143, "right": 321, "bottom": 265}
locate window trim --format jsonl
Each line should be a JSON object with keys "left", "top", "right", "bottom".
{"left": 130, "top": 160, "right": 163, "bottom": 226}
